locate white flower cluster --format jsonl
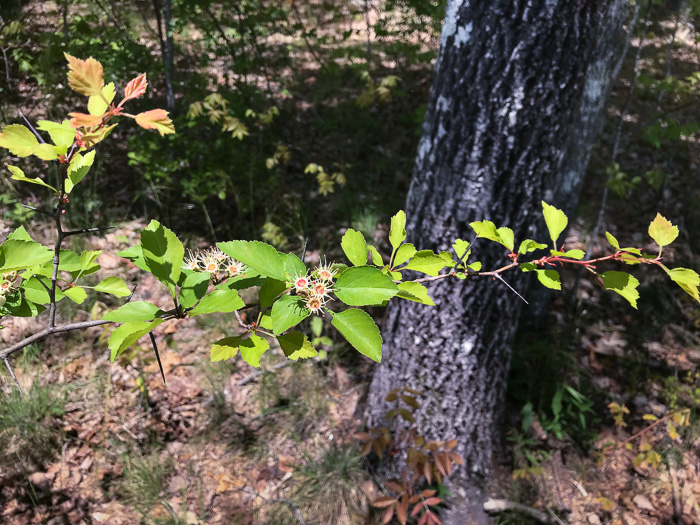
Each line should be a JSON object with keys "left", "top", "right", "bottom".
{"left": 290, "top": 261, "right": 338, "bottom": 315}
{"left": 182, "top": 247, "right": 245, "bottom": 279}
{"left": 0, "top": 272, "right": 19, "bottom": 307}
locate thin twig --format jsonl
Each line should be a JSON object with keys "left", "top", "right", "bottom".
{"left": 20, "top": 203, "right": 54, "bottom": 217}
{"left": 490, "top": 273, "right": 528, "bottom": 304}
{"left": 63, "top": 226, "right": 115, "bottom": 237}
{"left": 3, "top": 357, "right": 23, "bottom": 395}
{"left": 483, "top": 499, "right": 550, "bottom": 523}
{"left": 149, "top": 331, "right": 166, "bottom": 386}
{"left": 18, "top": 110, "right": 45, "bottom": 144}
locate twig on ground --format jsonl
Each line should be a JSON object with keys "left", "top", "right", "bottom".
{"left": 483, "top": 499, "right": 550, "bottom": 523}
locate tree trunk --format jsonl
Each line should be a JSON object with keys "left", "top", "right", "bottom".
{"left": 367, "top": 1, "right": 614, "bottom": 521}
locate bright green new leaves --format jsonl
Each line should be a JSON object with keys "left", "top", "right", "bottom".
{"left": 469, "top": 221, "right": 514, "bottom": 251}
{"left": 88, "top": 83, "right": 115, "bottom": 116}
{"left": 367, "top": 245, "right": 383, "bottom": 266}
{"left": 103, "top": 301, "right": 164, "bottom": 322}
{"left": 402, "top": 250, "right": 450, "bottom": 276}
{"left": 389, "top": 210, "right": 407, "bottom": 250}
{"left": 141, "top": 220, "right": 184, "bottom": 294}
{"left": 0, "top": 124, "right": 57, "bottom": 160}
{"left": 271, "top": 295, "right": 310, "bottom": 334}
{"left": 542, "top": 201, "right": 568, "bottom": 247}
{"left": 664, "top": 267, "right": 700, "bottom": 302}
{"left": 648, "top": 214, "right": 679, "bottom": 249}
{"left": 283, "top": 254, "right": 306, "bottom": 278}
{"left": 178, "top": 271, "right": 209, "bottom": 308}
{"left": 393, "top": 243, "right": 416, "bottom": 267}
{"left": 331, "top": 308, "right": 382, "bottom": 362}
{"left": 211, "top": 335, "right": 270, "bottom": 367}
{"left": 602, "top": 271, "right": 640, "bottom": 309}
{"left": 535, "top": 270, "right": 561, "bottom": 290}
{"left": 22, "top": 277, "right": 64, "bottom": 304}
{"left": 109, "top": 319, "right": 163, "bottom": 361}
{"left": 397, "top": 282, "right": 435, "bottom": 305}
{"left": 65, "top": 150, "right": 96, "bottom": 194}
{"left": 95, "top": 277, "right": 131, "bottom": 298}
{"left": 218, "top": 240, "right": 285, "bottom": 281}
{"left": 0, "top": 239, "right": 53, "bottom": 272}
{"left": 259, "top": 278, "right": 288, "bottom": 310}
{"left": 37, "top": 120, "right": 75, "bottom": 150}
{"left": 188, "top": 289, "right": 244, "bottom": 316}
{"left": 518, "top": 239, "right": 547, "bottom": 255}
{"left": 277, "top": 332, "right": 318, "bottom": 360}
{"left": 341, "top": 229, "right": 368, "bottom": 266}
{"left": 64, "top": 286, "right": 87, "bottom": 304}
{"left": 606, "top": 232, "right": 620, "bottom": 250}
{"left": 6, "top": 165, "right": 58, "bottom": 193}
{"left": 334, "top": 266, "right": 398, "bottom": 306}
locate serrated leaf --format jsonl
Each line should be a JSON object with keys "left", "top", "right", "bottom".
{"left": 134, "top": 109, "right": 175, "bottom": 136}
{"left": 63, "top": 286, "right": 87, "bottom": 304}
{"left": 210, "top": 336, "right": 243, "bottom": 362}
{"left": 283, "top": 253, "right": 306, "bottom": 278}
{"left": 178, "top": 271, "right": 210, "bottom": 308}
{"left": 601, "top": 271, "right": 640, "bottom": 309}
{"left": 123, "top": 73, "right": 148, "bottom": 102}
{"left": 37, "top": 120, "right": 75, "bottom": 149}
{"left": 68, "top": 112, "right": 104, "bottom": 129}
{"left": 64, "top": 53, "right": 104, "bottom": 96}
{"left": 665, "top": 267, "right": 700, "bottom": 302}
{"left": 341, "top": 228, "right": 368, "bottom": 266}
{"left": 335, "top": 266, "right": 398, "bottom": 306}
{"left": 6, "top": 164, "right": 57, "bottom": 193}
{"left": 7, "top": 226, "right": 32, "bottom": 242}
{"left": 65, "top": 149, "right": 96, "bottom": 193}
{"left": 108, "top": 319, "right": 163, "bottom": 361}
{"left": 402, "top": 250, "right": 447, "bottom": 276}
{"left": 331, "top": 308, "right": 383, "bottom": 362}
{"left": 518, "top": 239, "right": 547, "bottom": 255}
{"left": 648, "top": 213, "right": 678, "bottom": 248}
{"left": 240, "top": 334, "right": 269, "bottom": 367}
{"left": 141, "top": 220, "right": 184, "bottom": 294}
{"left": 542, "top": 201, "right": 568, "bottom": 247}
{"left": 259, "top": 278, "right": 288, "bottom": 310}
{"left": 271, "top": 294, "right": 310, "bottom": 334}
{"left": 452, "top": 238, "right": 470, "bottom": 259}
{"left": 496, "top": 227, "right": 514, "bottom": 251}
{"left": 87, "top": 83, "right": 115, "bottom": 116}
{"left": 389, "top": 210, "right": 407, "bottom": 249}
{"left": 393, "top": 243, "right": 416, "bottom": 267}
{"left": 22, "top": 277, "right": 64, "bottom": 304}
{"left": 103, "top": 301, "right": 164, "bottom": 322}
{"left": 0, "top": 124, "right": 57, "bottom": 159}
{"left": 396, "top": 281, "right": 435, "bottom": 305}
{"left": 0, "top": 239, "right": 53, "bottom": 272}
{"left": 367, "top": 245, "right": 383, "bottom": 266}
{"left": 535, "top": 269, "right": 561, "bottom": 290}
{"left": 95, "top": 276, "right": 131, "bottom": 298}
{"left": 562, "top": 249, "right": 585, "bottom": 260}
{"left": 189, "top": 289, "right": 245, "bottom": 316}
{"left": 605, "top": 232, "right": 620, "bottom": 250}
{"left": 218, "top": 240, "right": 285, "bottom": 281}
{"left": 277, "top": 331, "right": 318, "bottom": 360}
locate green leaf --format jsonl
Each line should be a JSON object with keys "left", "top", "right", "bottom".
{"left": 240, "top": 334, "right": 269, "bottom": 367}
{"left": 277, "top": 332, "right": 318, "bottom": 360}
{"left": 65, "top": 150, "right": 96, "bottom": 194}
{"left": 389, "top": 210, "right": 407, "bottom": 249}
{"left": 331, "top": 308, "right": 382, "bottom": 362}
{"left": 0, "top": 124, "right": 57, "bottom": 159}
{"left": 189, "top": 289, "right": 244, "bottom": 316}
{"left": 87, "top": 82, "right": 115, "bottom": 115}
{"left": 80, "top": 250, "right": 102, "bottom": 271}
{"left": 95, "top": 276, "right": 131, "bottom": 298}
{"left": 117, "top": 244, "right": 149, "bottom": 272}
{"left": 2, "top": 292, "right": 44, "bottom": 317}
{"left": 259, "top": 278, "right": 288, "bottom": 310}
{"left": 22, "top": 277, "right": 64, "bottom": 304}
{"left": 6, "top": 164, "right": 58, "bottom": 193}
{"left": 63, "top": 286, "right": 87, "bottom": 304}
{"left": 367, "top": 245, "right": 383, "bottom": 266}
{"left": 271, "top": 294, "right": 310, "bottom": 334}
{"left": 452, "top": 239, "right": 470, "bottom": 260}
{"left": 218, "top": 240, "right": 285, "bottom": 281}
{"left": 562, "top": 249, "right": 585, "bottom": 260}
{"left": 37, "top": 120, "right": 75, "bottom": 149}
{"left": 396, "top": 281, "right": 435, "bottom": 305}
{"left": 470, "top": 220, "right": 498, "bottom": 242}
{"left": 601, "top": 271, "right": 640, "bottom": 309}
{"left": 665, "top": 267, "right": 700, "bottom": 302}
{"left": 178, "top": 271, "right": 210, "bottom": 308}
{"left": 341, "top": 228, "right": 368, "bottom": 266}
{"left": 648, "top": 213, "right": 679, "bottom": 248}
{"left": 210, "top": 336, "right": 243, "bottom": 362}
{"left": 496, "top": 227, "right": 514, "bottom": 251}
{"left": 109, "top": 319, "right": 163, "bottom": 361}
{"left": 542, "top": 201, "right": 568, "bottom": 247}
{"left": 535, "top": 270, "right": 561, "bottom": 290}
{"left": 7, "top": 226, "right": 33, "bottom": 242}
{"left": 0, "top": 239, "right": 53, "bottom": 272}
{"left": 402, "top": 250, "right": 448, "bottom": 276}
{"left": 518, "top": 239, "right": 547, "bottom": 255}
{"left": 335, "top": 266, "right": 398, "bottom": 306}
{"left": 605, "top": 232, "right": 620, "bottom": 250}
{"left": 393, "top": 243, "right": 416, "bottom": 267}
{"left": 103, "top": 301, "right": 164, "bottom": 322}
{"left": 283, "top": 253, "right": 306, "bottom": 278}
{"left": 141, "top": 220, "right": 184, "bottom": 294}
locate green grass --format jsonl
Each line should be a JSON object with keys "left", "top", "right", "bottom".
{"left": 116, "top": 452, "right": 174, "bottom": 517}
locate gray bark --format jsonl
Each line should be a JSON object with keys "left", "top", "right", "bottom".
{"left": 366, "top": 1, "right": 615, "bottom": 522}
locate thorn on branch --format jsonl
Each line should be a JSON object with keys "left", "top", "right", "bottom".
{"left": 491, "top": 273, "right": 528, "bottom": 304}
{"left": 148, "top": 331, "right": 166, "bottom": 386}
{"left": 63, "top": 226, "right": 116, "bottom": 237}
{"left": 20, "top": 203, "right": 54, "bottom": 217}
{"left": 3, "top": 358, "right": 23, "bottom": 396}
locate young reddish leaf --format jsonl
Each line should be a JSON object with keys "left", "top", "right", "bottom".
{"left": 69, "top": 112, "right": 105, "bottom": 129}
{"left": 123, "top": 73, "right": 148, "bottom": 102}
{"left": 424, "top": 497, "right": 442, "bottom": 506}
{"left": 134, "top": 109, "right": 175, "bottom": 136}
{"left": 353, "top": 432, "right": 371, "bottom": 441}
{"left": 381, "top": 505, "right": 395, "bottom": 524}
{"left": 435, "top": 455, "right": 447, "bottom": 476}
{"left": 64, "top": 53, "right": 105, "bottom": 97}
{"left": 423, "top": 460, "right": 432, "bottom": 484}
{"left": 373, "top": 440, "right": 385, "bottom": 459}
{"left": 372, "top": 496, "right": 397, "bottom": 508}
{"left": 422, "top": 489, "right": 437, "bottom": 498}
{"left": 445, "top": 439, "right": 458, "bottom": 450}
{"left": 360, "top": 440, "right": 372, "bottom": 457}
{"left": 409, "top": 494, "right": 421, "bottom": 504}
{"left": 384, "top": 480, "right": 405, "bottom": 493}
{"left": 418, "top": 512, "right": 428, "bottom": 525}
{"left": 397, "top": 494, "right": 408, "bottom": 525}
{"left": 411, "top": 501, "right": 424, "bottom": 516}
